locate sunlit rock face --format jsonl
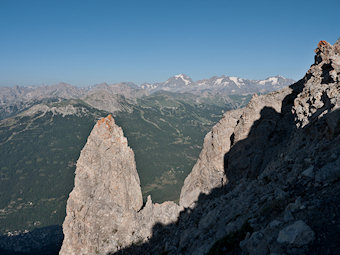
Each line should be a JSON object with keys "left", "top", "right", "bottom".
{"left": 60, "top": 115, "right": 180, "bottom": 255}
{"left": 60, "top": 115, "right": 143, "bottom": 255}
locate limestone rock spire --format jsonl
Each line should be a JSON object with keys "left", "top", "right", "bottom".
{"left": 60, "top": 114, "right": 143, "bottom": 255}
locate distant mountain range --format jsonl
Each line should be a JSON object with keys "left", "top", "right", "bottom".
{"left": 0, "top": 74, "right": 294, "bottom": 120}
{"left": 0, "top": 74, "right": 295, "bottom": 102}
{"left": 141, "top": 74, "right": 295, "bottom": 94}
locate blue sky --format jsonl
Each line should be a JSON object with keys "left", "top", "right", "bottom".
{"left": 0, "top": 0, "right": 339, "bottom": 86}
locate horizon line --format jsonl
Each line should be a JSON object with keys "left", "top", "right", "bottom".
{"left": 0, "top": 73, "right": 297, "bottom": 88}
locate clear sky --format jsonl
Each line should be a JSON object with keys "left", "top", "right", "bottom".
{"left": 0, "top": 0, "right": 339, "bottom": 87}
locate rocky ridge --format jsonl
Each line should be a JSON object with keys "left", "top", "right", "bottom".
{"left": 179, "top": 89, "right": 291, "bottom": 208}
{"left": 61, "top": 39, "right": 340, "bottom": 254}
{"left": 22, "top": 103, "right": 91, "bottom": 118}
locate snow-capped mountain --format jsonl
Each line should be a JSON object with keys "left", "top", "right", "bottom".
{"left": 159, "top": 74, "right": 194, "bottom": 90}
{"left": 141, "top": 74, "right": 295, "bottom": 94}
{"left": 165, "top": 74, "right": 193, "bottom": 86}
{"left": 140, "top": 83, "right": 159, "bottom": 90}
{"left": 0, "top": 74, "right": 294, "bottom": 119}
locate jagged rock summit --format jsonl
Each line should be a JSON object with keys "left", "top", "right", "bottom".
{"left": 61, "top": 39, "right": 340, "bottom": 255}
{"left": 60, "top": 114, "right": 143, "bottom": 254}
{"left": 179, "top": 39, "right": 340, "bottom": 208}
{"left": 60, "top": 115, "right": 180, "bottom": 255}
{"left": 173, "top": 39, "right": 339, "bottom": 254}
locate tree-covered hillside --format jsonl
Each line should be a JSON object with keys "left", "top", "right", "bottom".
{"left": 0, "top": 92, "right": 251, "bottom": 234}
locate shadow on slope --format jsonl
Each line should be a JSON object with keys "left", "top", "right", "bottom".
{"left": 113, "top": 79, "right": 340, "bottom": 254}
{"left": 0, "top": 225, "right": 63, "bottom": 255}
{"left": 223, "top": 78, "right": 305, "bottom": 184}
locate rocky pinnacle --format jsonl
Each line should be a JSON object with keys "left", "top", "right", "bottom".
{"left": 60, "top": 115, "right": 143, "bottom": 255}
{"left": 60, "top": 115, "right": 180, "bottom": 255}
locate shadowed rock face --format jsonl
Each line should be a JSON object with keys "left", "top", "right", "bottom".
{"left": 179, "top": 90, "right": 290, "bottom": 208}
{"left": 61, "top": 39, "right": 340, "bottom": 255}
{"left": 108, "top": 39, "right": 339, "bottom": 255}
{"left": 179, "top": 39, "right": 340, "bottom": 208}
